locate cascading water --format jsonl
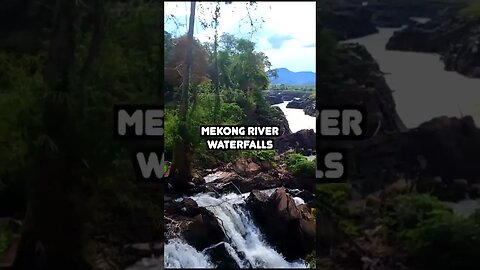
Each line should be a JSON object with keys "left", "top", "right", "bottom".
{"left": 164, "top": 192, "right": 308, "bottom": 268}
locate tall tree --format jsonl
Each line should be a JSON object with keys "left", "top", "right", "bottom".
{"left": 17, "top": 0, "right": 87, "bottom": 269}
{"left": 169, "top": 1, "right": 197, "bottom": 190}
{"left": 213, "top": 2, "right": 221, "bottom": 124}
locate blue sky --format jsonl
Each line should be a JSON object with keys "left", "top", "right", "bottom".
{"left": 164, "top": 1, "right": 316, "bottom": 73}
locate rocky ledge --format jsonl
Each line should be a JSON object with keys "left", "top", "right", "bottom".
{"left": 386, "top": 7, "right": 480, "bottom": 78}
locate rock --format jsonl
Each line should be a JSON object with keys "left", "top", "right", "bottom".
{"left": 246, "top": 188, "right": 315, "bottom": 260}
{"left": 285, "top": 175, "right": 315, "bottom": 192}
{"left": 182, "top": 211, "right": 225, "bottom": 250}
{"left": 123, "top": 242, "right": 163, "bottom": 258}
{"left": 303, "top": 102, "right": 316, "bottom": 117}
{"left": 296, "top": 190, "right": 315, "bottom": 204}
{"left": 468, "top": 184, "right": 480, "bottom": 199}
{"left": 164, "top": 199, "right": 225, "bottom": 250}
{"left": 317, "top": 43, "right": 407, "bottom": 140}
{"left": 260, "top": 106, "right": 292, "bottom": 135}
{"left": 323, "top": 9, "right": 378, "bottom": 41}
{"left": 275, "top": 129, "right": 316, "bottom": 153}
{"left": 204, "top": 243, "right": 240, "bottom": 269}
{"left": 232, "top": 157, "right": 261, "bottom": 177}
{"left": 386, "top": 7, "right": 480, "bottom": 78}
{"left": 350, "top": 116, "right": 480, "bottom": 196}
{"left": 265, "top": 94, "right": 284, "bottom": 105}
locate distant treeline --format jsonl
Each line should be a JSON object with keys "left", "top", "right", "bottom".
{"left": 268, "top": 84, "right": 315, "bottom": 91}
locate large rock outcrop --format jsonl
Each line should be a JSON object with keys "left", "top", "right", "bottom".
{"left": 246, "top": 188, "right": 315, "bottom": 261}
{"left": 317, "top": 43, "right": 407, "bottom": 140}
{"left": 386, "top": 7, "right": 480, "bottom": 78}
{"left": 350, "top": 116, "right": 480, "bottom": 200}
{"left": 275, "top": 129, "right": 316, "bottom": 154}
{"left": 164, "top": 198, "right": 225, "bottom": 250}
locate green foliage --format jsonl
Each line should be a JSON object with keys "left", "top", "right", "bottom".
{"left": 461, "top": 0, "right": 480, "bottom": 20}
{"left": 0, "top": 228, "right": 12, "bottom": 255}
{"left": 305, "top": 251, "right": 316, "bottom": 268}
{"left": 382, "top": 194, "right": 452, "bottom": 232}
{"left": 316, "top": 183, "right": 352, "bottom": 212}
{"left": 269, "top": 85, "right": 315, "bottom": 91}
{"left": 220, "top": 102, "right": 246, "bottom": 125}
{"left": 164, "top": 31, "right": 279, "bottom": 165}
{"left": 382, "top": 194, "right": 480, "bottom": 269}
{"left": 286, "top": 153, "right": 316, "bottom": 177}
{"left": 243, "top": 150, "right": 277, "bottom": 167}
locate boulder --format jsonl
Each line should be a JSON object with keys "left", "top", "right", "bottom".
{"left": 164, "top": 198, "right": 225, "bottom": 250}
{"left": 265, "top": 95, "right": 284, "bottom": 105}
{"left": 232, "top": 157, "right": 262, "bottom": 177}
{"left": 246, "top": 188, "right": 315, "bottom": 261}
{"left": 204, "top": 243, "right": 240, "bottom": 269}
{"left": 275, "top": 129, "right": 316, "bottom": 153}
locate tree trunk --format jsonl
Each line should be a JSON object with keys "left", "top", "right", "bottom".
{"left": 213, "top": 2, "right": 221, "bottom": 123}
{"left": 16, "top": 1, "right": 86, "bottom": 269}
{"left": 169, "top": 1, "right": 196, "bottom": 191}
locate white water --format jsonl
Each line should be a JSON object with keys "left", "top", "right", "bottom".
{"left": 164, "top": 239, "right": 215, "bottom": 268}
{"left": 164, "top": 192, "right": 307, "bottom": 269}
{"left": 273, "top": 101, "right": 316, "bottom": 133}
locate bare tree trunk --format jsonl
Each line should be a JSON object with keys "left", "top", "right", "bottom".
{"left": 169, "top": 1, "right": 196, "bottom": 191}
{"left": 213, "top": 2, "right": 221, "bottom": 123}
{"left": 179, "top": 2, "right": 196, "bottom": 121}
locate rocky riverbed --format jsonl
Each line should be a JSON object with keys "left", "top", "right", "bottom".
{"left": 386, "top": 6, "right": 480, "bottom": 78}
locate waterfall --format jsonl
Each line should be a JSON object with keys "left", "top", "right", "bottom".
{"left": 164, "top": 239, "right": 215, "bottom": 268}
{"left": 163, "top": 192, "right": 307, "bottom": 269}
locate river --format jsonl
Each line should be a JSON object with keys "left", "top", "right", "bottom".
{"left": 273, "top": 101, "right": 316, "bottom": 133}
{"left": 347, "top": 27, "right": 480, "bottom": 128}
{"left": 346, "top": 23, "right": 480, "bottom": 216}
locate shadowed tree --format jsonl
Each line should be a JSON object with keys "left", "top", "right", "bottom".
{"left": 169, "top": 1, "right": 197, "bottom": 190}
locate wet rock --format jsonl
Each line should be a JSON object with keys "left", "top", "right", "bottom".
{"left": 246, "top": 188, "right": 315, "bottom": 261}
{"left": 296, "top": 190, "right": 315, "bottom": 204}
{"left": 165, "top": 199, "right": 225, "bottom": 250}
{"left": 204, "top": 243, "right": 240, "bottom": 269}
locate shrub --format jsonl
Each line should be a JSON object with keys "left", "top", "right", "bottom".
{"left": 0, "top": 228, "right": 12, "bottom": 255}
{"left": 286, "top": 153, "right": 315, "bottom": 177}
{"left": 305, "top": 251, "right": 316, "bottom": 269}
{"left": 382, "top": 194, "right": 452, "bottom": 232}
{"left": 382, "top": 194, "right": 480, "bottom": 269}
{"left": 316, "top": 183, "right": 352, "bottom": 214}
{"left": 243, "top": 150, "right": 276, "bottom": 167}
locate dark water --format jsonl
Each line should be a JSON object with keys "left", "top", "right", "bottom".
{"left": 347, "top": 27, "right": 480, "bottom": 128}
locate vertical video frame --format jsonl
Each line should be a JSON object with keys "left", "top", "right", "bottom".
{"left": 163, "top": 1, "right": 317, "bottom": 269}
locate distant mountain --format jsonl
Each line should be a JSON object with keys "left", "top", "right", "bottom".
{"left": 269, "top": 68, "right": 316, "bottom": 85}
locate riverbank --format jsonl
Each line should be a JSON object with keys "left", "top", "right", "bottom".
{"left": 318, "top": 2, "right": 480, "bottom": 268}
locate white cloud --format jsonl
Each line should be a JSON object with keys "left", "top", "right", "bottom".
{"left": 164, "top": 1, "right": 316, "bottom": 72}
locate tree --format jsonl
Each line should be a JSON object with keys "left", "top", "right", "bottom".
{"left": 169, "top": 1, "right": 197, "bottom": 190}
{"left": 17, "top": 0, "right": 86, "bottom": 268}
